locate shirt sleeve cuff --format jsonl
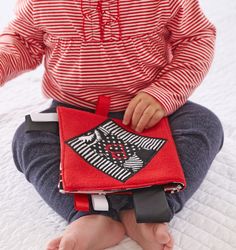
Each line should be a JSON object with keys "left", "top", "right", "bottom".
{"left": 139, "top": 85, "right": 178, "bottom": 116}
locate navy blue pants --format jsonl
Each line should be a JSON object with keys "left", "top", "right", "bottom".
{"left": 12, "top": 101, "right": 224, "bottom": 223}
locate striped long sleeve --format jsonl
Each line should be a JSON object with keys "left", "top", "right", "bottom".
{"left": 0, "top": 0, "right": 44, "bottom": 85}
{"left": 141, "top": 0, "right": 216, "bottom": 115}
{"left": 0, "top": 0, "right": 216, "bottom": 112}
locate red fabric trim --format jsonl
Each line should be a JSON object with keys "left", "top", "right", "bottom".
{"left": 95, "top": 95, "right": 110, "bottom": 116}
{"left": 74, "top": 194, "right": 90, "bottom": 212}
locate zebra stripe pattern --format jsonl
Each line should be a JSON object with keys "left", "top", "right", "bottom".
{"left": 102, "top": 120, "right": 166, "bottom": 151}
{"left": 68, "top": 136, "right": 134, "bottom": 182}
{"left": 124, "top": 153, "right": 143, "bottom": 172}
{"left": 66, "top": 119, "right": 166, "bottom": 182}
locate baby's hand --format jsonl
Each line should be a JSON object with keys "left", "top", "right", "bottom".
{"left": 123, "top": 92, "right": 166, "bottom": 132}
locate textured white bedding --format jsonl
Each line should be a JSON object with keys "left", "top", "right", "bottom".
{"left": 0, "top": 0, "right": 236, "bottom": 249}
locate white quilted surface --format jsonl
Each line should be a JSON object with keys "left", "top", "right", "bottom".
{"left": 0, "top": 0, "right": 236, "bottom": 249}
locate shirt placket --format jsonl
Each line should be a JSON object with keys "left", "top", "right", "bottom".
{"left": 81, "top": 0, "right": 121, "bottom": 42}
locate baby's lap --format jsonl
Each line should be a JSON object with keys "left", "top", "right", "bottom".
{"left": 13, "top": 101, "right": 61, "bottom": 145}
{"left": 13, "top": 100, "right": 221, "bottom": 145}
{"left": 168, "top": 101, "right": 222, "bottom": 131}
{"left": 12, "top": 119, "right": 59, "bottom": 149}
{"left": 170, "top": 101, "right": 219, "bottom": 120}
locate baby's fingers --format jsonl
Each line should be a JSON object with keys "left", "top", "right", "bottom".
{"left": 123, "top": 96, "right": 140, "bottom": 125}
{"left": 145, "top": 110, "right": 164, "bottom": 129}
{"left": 131, "top": 101, "right": 149, "bottom": 130}
{"left": 135, "top": 106, "right": 155, "bottom": 132}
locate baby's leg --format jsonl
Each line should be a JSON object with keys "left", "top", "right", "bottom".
{"left": 119, "top": 101, "right": 223, "bottom": 250}
{"left": 166, "top": 101, "right": 224, "bottom": 214}
{"left": 12, "top": 104, "right": 125, "bottom": 250}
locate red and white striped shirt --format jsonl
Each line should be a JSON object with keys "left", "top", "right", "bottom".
{"left": 0, "top": 0, "right": 216, "bottom": 114}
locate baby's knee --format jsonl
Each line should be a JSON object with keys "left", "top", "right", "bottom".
{"left": 12, "top": 122, "right": 27, "bottom": 173}
{"left": 183, "top": 102, "right": 223, "bottom": 150}
{"left": 199, "top": 107, "right": 224, "bottom": 152}
{"left": 171, "top": 102, "right": 224, "bottom": 155}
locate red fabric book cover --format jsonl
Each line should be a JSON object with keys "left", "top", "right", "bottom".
{"left": 57, "top": 106, "right": 186, "bottom": 194}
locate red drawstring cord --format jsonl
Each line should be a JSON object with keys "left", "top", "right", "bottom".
{"left": 82, "top": 0, "right": 122, "bottom": 42}
{"left": 116, "top": 0, "right": 122, "bottom": 40}
{"left": 81, "top": 0, "right": 87, "bottom": 41}
{"left": 97, "top": 0, "right": 105, "bottom": 42}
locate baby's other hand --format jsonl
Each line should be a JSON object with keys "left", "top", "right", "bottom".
{"left": 122, "top": 92, "right": 166, "bottom": 133}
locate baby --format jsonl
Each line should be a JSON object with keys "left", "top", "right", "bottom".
{"left": 0, "top": 0, "right": 224, "bottom": 249}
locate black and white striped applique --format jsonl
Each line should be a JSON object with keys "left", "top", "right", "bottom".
{"left": 66, "top": 119, "right": 166, "bottom": 182}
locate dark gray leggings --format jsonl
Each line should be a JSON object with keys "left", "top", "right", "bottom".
{"left": 12, "top": 101, "right": 224, "bottom": 223}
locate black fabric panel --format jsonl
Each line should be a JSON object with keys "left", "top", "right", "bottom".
{"left": 133, "top": 186, "right": 172, "bottom": 223}
{"left": 25, "top": 115, "right": 59, "bottom": 135}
